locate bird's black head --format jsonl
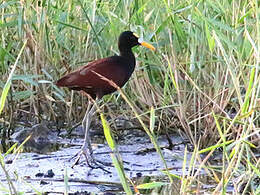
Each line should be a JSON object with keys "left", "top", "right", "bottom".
{"left": 118, "top": 31, "right": 140, "bottom": 52}
{"left": 118, "top": 31, "right": 155, "bottom": 55}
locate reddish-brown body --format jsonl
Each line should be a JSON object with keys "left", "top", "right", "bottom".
{"left": 56, "top": 55, "right": 135, "bottom": 99}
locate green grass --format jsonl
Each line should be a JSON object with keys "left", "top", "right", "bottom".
{"left": 1, "top": 0, "right": 259, "bottom": 194}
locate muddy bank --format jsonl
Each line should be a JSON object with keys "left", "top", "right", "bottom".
{"left": 1, "top": 124, "right": 195, "bottom": 194}
{"left": 1, "top": 125, "right": 244, "bottom": 194}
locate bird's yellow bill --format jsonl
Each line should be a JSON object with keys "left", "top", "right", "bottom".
{"left": 140, "top": 41, "right": 156, "bottom": 51}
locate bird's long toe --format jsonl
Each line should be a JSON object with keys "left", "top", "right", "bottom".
{"left": 72, "top": 146, "right": 111, "bottom": 173}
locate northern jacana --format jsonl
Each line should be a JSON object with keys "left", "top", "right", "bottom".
{"left": 56, "top": 31, "right": 155, "bottom": 169}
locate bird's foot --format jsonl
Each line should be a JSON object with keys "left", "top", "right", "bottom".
{"left": 71, "top": 147, "right": 112, "bottom": 173}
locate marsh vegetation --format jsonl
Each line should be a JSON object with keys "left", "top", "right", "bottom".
{"left": 0, "top": 0, "right": 259, "bottom": 194}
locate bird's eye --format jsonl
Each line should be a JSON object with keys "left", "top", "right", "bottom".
{"left": 130, "top": 36, "right": 137, "bottom": 41}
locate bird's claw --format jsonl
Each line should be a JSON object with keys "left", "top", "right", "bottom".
{"left": 71, "top": 148, "right": 111, "bottom": 173}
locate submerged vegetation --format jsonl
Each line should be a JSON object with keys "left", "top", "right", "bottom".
{"left": 0, "top": 0, "right": 259, "bottom": 194}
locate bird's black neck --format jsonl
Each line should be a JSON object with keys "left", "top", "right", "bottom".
{"left": 119, "top": 49, "right": 136, "bottom": 78}
{"left": 119, "top": 49, "right": 135, "bottom": 64}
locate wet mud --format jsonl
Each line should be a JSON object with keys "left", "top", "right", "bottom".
{"left": 0, "top": 125, "right": 232, "bottom": 194}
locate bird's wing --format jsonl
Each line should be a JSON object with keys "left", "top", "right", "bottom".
{"left": 56, "top": 56, "right": 129, "bottom": 89}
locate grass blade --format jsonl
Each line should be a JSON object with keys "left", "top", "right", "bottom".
{"left": 0, "top": 40, "right": 27, "bottom": 114}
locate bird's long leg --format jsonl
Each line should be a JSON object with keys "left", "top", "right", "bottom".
{"left": 72, "top": 101, "right": 95, "bottom": 167}
{"left": 72, "top": 99, "right": 111, "bottom": 172}
{"left": 81, "top": 103, "right": 96, "bottom": 164}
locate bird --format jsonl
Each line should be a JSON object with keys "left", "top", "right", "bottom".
{"left": 56, "top": 31, "right": 155, "bottom": 169}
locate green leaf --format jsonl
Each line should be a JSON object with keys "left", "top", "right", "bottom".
{"left": 38, "top": 80, "right": 53, "bottom": 84}
{"left": 3, "top": 143, "right": 18, "bottom": 157}
{"left": 150, "top": 106, "right": 155, "bottom": 133}
{"left": 13, "top": 90, "right": 35, "bottom": 100}
{"left": 137, "top": 182, "right": 167, "bottom": 189}
{"left": 41, "top": 68, "right": 54, "bottom": 80}
{"left": 111, "top": 154, "right": 132, "bottom": 194}
{"left": 0, "top": 80, "right": 11, "bottom": 114}
{"left": 155, "top": 16, "right": 170, "bottom": 35}
{"left": 161, "top": 171, "right": 181, "bottom": 180}
{"left": 247, "top": 160, "right": 260, "bottom": 177}
{"left": 101, "top": 113, "right": 115, "bottom": 150}
{"left": 172, "top": 16, "right": 186, "bottom": 42}
{"left": 0, "top": 1, "right": 18, "bottom": 9}
{"left": 12, "top": 74, "right": 41, "bottom": 86}
{"left": 144, "top": 9, "right": 154, "bottom": 22}
{"left": 243, "top": 140, "right": 256, "bottom": 148}
{"left": 205, "top": 22, "right": 215, "bottom": 52}
{"left": 55, "top": 20, "right": 88, "bottom": 32}
{"left": 199, "top": 140, "right": 233, "bottom": 154}
{"left": 212, "top": 112, "right": 225, "bottom": 142}
{"left": 53, "top": 91, "right": 66, "bottom": 102}
{"left": 0, "top": 41, "right": 27, "bottom": 114}
{"left": 229, "top": 147, "right": 236, "bottom": 159}
{"left": 241, "top": 67, "right": 255, "bottom": 114}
